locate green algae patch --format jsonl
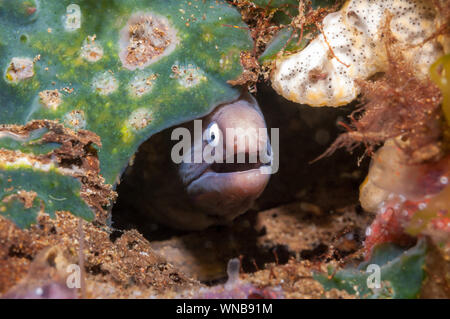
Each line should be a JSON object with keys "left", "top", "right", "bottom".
{"left": 0, "top": 0, "right": 252, "bottom": 185}
{"left": 314, "top": 240, "right": 427, "bottom": 299}
{"left": 0, "top": 167, "right": 93, "bottom": 229}
{"left": 0, "top": 120, "right": 116, "bottom": 228}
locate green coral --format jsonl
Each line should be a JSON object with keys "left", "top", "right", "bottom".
{"left": 314, "top": 240, "right": 427, "bottom": 299}
{"left": 252, "top": 0, "right": 300, "bottom": 25}
{"left": 0, "top": 127, "right": 60, "bottom": 155}
{"left": 0, "top": 120, "right": 106, "bottom": 228}
{"left": 0, "top": 167, "right": 93, "bottom": 228}
{"left": 0, "top": 0, "right": 253, "bottom": 227}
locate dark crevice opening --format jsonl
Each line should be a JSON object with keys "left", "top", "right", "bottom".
{"left": 111, "top": 83, "right": 369, "bottom": 283}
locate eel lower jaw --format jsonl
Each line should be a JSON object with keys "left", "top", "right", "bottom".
{"left": 185, "top": 153, "right": 271, "bottom": 219}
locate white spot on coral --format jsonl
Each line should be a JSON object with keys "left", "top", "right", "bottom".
{"left": 170, "top": 62, "right": 206, "bottom": 88}
{"left": 119, "top": 12, "right": 179, "bottom": 70}
{"left": 39, "top": 89, "right": 62, "bottom": 110}
{"left": 5, "top": 57, "right": 34, "bottom": 83}
{"left": 271, "top": 0, "right": 443, "bottom": 107}
{"left": 127, "top": 108, "right": 153, "bottom": 131}
{"left": 92, "top": 72, "right": 118, "bottom": 95}
{"left": 63, "top": 4, "right": 81, "bottom": 32}
{"left": 64, "top": 110, "right": 86, "bottom": 131}
{"left": 81, "top": 35, "right": 103, "bottom": 62}
{"left": 128, "top": 72, "right": 157, "bottom": 97}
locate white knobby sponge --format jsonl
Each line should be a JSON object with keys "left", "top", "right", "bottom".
{"left": 271, "top": 0, "right": 445, "bottom": 107}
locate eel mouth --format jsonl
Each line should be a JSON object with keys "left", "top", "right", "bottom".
{"left": 182, "top": 144, "right": 272, "bottom": 188}
{"left": 209, "top": 152, "right": 267, "bottom": 174}
{"left": 185, "top": 150, "right": 271, "bottom": 219}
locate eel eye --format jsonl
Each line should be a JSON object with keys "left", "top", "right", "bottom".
{"left": 205, "top": 122, "right": 220, "bottom": 147}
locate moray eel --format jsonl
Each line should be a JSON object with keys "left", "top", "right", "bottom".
{"left": 119, "top": 93, "right": 272, "bottom": 230}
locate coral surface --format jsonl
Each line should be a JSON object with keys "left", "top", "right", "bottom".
{"left": 271, "top": 0, "right": 445, "bottom": 106}
{"left": 0, "top": 0, "right": 253, "bottom": 227}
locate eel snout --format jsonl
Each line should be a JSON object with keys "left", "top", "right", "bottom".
{"left": 179, "top": 93, "right": 272, "bottom": 228}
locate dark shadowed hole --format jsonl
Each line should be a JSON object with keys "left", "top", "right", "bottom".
{"left": 87, "top": 264, "right": 109, "bottom": 276}
{"left": 8, "top": 246, "right": 33, "bottom": 260}
{"left": 300, "top": 243, "right": 329, "bottom": 261}
{"left": 111, "top": 83, "right": 369, "bottom": 283}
